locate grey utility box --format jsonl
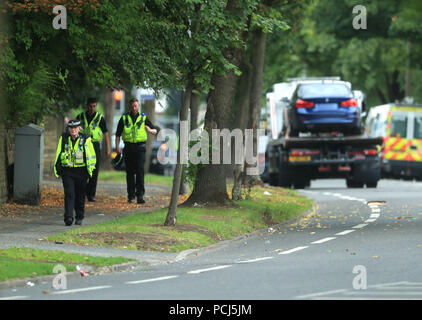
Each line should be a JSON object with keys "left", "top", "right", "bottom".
{"left": 13, "top": 124, "right": 44, "bottom": 205}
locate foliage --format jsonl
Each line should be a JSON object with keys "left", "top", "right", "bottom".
{"left": 263, "top": 0, "right": 422, "bottom": 108}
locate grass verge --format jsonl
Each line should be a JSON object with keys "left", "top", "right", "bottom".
{"left": 0, "top": 247, "right": 135, "bottom": 282}
{"left": 98, "top": 171, "right": 173, "bottom": 186}
{"left": 45, "top": 185, "right": 314, "bottom": 253}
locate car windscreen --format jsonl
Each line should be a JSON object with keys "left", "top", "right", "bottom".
{"left": 298, "top": 83, "right": 352, "bottom": 99}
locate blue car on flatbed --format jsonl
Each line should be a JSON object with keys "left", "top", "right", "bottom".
{"left": 286, "top": 81, "right": 362, "bottom": 136}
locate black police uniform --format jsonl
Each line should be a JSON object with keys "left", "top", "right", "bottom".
{"left": 76, "top": 111, "right": 108, "bottom": 201}
{"left": 115, "top": 112, "right": 158, "bottom": 203}
{"left": 55, "top": 125, "right": 96, "bottom": 226}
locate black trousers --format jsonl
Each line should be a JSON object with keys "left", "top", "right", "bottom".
{"left": 123, "top": 144, "right": 146, "bottom": 200}
{"left": 61, "top": 168, "right": 88, "bottom": 223}
{"left": 86, "top": 142, "right": 101, "bottom": 198}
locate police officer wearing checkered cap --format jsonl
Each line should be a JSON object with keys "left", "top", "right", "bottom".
{"left": 54, "top": 119, "right": 97, "bottom": 226}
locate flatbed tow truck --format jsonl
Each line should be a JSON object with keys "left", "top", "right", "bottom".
{"left": 266, "top": 133, "right": 383, "bottom": 189}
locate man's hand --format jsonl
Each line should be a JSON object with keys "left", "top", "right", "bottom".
{"left": 115, "top": 136, "right": 122, "bottom": 154}
{"left": 105, "top": 132, "right": 112, "bottom": 158}
{"left": 145, "top": 125, "right": 157, "bottom": 135}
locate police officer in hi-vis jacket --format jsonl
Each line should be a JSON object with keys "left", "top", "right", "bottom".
{"left": 77, "top": 97, "right": 111, "bottom": 202}
{"left": 115, "top": 98, "right": 158, "bottom": 204}
{"left": 54, "top": 119, "right": 96, "bottom": 226}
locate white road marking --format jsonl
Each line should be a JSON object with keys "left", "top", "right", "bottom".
{"left": 311, "top": 237, "right": 336, "bottom": 244}
{"left": 126, "top": 275, "right": 179, "bottom": 284}
{"left": 295, "top": 289, "right": 347, "bottom": 299}
{"left": 341, "top": 196, "right": 358, "bottom": 201}
{"left": 352, "top": 223, "right": 368, "bottom": 229}
{"left": 187, "top": 265, "right": 232, "bottom": 274}
{"left": 370, "top": 213, "right": 380, "bottom": 218}
{"left": 310, "top": 296, "right": 418, "bottom": 300}
{"left": 335, "top": 230, "right": 355, "bottom": 236}
{"left": 51, "top": 285, "right": 112, "bottom": 295}
{"left": 346, "top": 291, "right": 422, "bottom": 296}
{"left": 297, "top": 282, "right": 422, "bottom": 300}
{"left": 237, "top": 257, "right": 274, "bottom": 264}
{"left": 278, "top": 246, "right": 309, "bottom": 255}
{"left": 365, "top": 218, "right": 377, "bottom": 223}
{"left": 0, "top": 295, "right": 28, "bottom": 300}
{"left": 371, "top": 208, "right": 381, "bottom": 213}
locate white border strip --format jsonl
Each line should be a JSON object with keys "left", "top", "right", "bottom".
{"left": 51, "top": 285, "right": 112, "bottom": 295}
{"left": 187, "top": 265, "right": 232, "bottom": 274}
{"left": 126, "top": 275, "right": 179, "bottom": 284}
{"left": 311, "top": 237, "right": 336, "bottom": 244}
{"left": 279, "top": 246, "right": 309, "bottom": 255}
{"left": 237, "top": 257, "right": 274, "bottom": 264}
{"left": 335, "top": 230, "right": 355, "bottom": 236}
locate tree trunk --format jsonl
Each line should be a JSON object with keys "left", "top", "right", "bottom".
{"left": 184, "top": 46, "right": 244, "bottom": 207}
{"left": 101, "top": 90, "right": 115, "bottom": 170}
{"left": 232, "top": 58, "right": 253, "bottom": 201}
{"left": 190, "top": 91, "right": 200, "bottom": 131}
{"left": 143, "top": 99, "right": 156, "bottom": 174}
{"left": 243, "top": 29, "right": 266, "bottom": 187}
{"left": 178, "top": 90, "right": 200, "bottom": 196}
{"left": 164, "top": 82, "right": 194, "bottom": 226}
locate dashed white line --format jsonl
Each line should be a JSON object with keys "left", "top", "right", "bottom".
{"left": 335, "top": 230, "right": 355, "bottom": 236}
{"left": 187, "top": 265, "right": 232, "bottom": 274}
{"left": 278, "top": 246, "right": 309, "bottom": 255}
{"left": 295, "top": 289, "right": 347, "bottom": 299}
{"left": 352, "top": 223, "right": 368, "bottom": 229}
{"left": 365, "top": 218, "right": 377, "bottom": 223}
{"left": 51, "top": 285, "right": 112, "bottom": 295}
{"left": 0, "top": 295, "right": 28, "bottom": 300}
{"left": 126, "top": 275, "right": 179, "bottom": 284}
{"left": 237, "top": 257, "right": 274, "bottom": 264}
{"left": 311, "top": 237, "right": 336, "bottom": 244}
{"left": 370, "top": 213, "right": 380, "bottom": 218}
{"left": 371, "top": 208, "right": 381, "bottom": 213}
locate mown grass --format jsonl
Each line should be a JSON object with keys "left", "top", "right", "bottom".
{"left": 98, "top": 170, "right": 174, "bottom": 186}
{"left": 45, "top": 185, "right": 314, "bottom": 253}
{"left": 0, "top": 247, "right": 135, "bottom": 282}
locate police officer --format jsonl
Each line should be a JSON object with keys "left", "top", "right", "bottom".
{"left": 77, "top": 97, "right": 111, "bottom": 202}
{"left": 115, "top": 98, "right": 158, "bottom": 204}
{"left": 54, "top": 120, "right": 96, "bottom": 226}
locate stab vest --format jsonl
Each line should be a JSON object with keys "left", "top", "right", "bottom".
{"left": 54, "top": 133, "right": 96, "bottom": 178}
{"left": 79, "top": 112, "right": 103, "bottom": 143}
{"left": 121, "top": 112, "right": 147, "bottom": 143}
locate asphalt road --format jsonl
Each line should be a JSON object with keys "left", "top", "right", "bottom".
{"left": 1, "top": 178, "right": 422, "bottom": 302}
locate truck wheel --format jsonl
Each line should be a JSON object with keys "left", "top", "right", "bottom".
{"left": 269, "top": 173, "right": 279, "bottom": 186}
{"left": 293, "top": 182, "right": 306, "bottom": 189}
{"left": 346, "top": 179, "right": 364, "bottom": 188}
{"left": 366, "top": 181, "right": 378, "bottom": 188}
{"left": 278, "top": 150, "right": 291, "bottom": 187}
{"left": 279, "top": 173, "right": 291, "bottom": 188}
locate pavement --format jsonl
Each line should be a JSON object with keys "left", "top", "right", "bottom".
{"left": 0, "top": 178, "right": 196, "bottom": 288}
